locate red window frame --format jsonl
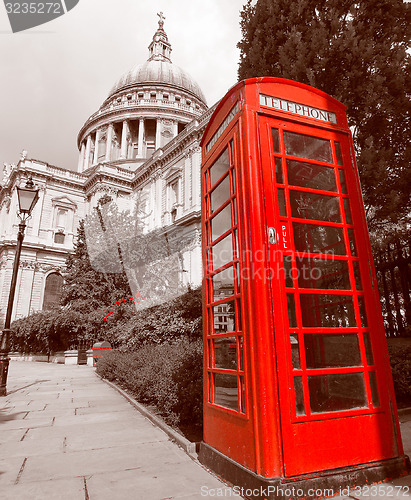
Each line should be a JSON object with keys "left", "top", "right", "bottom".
{"left": 263, "top": 118, "right": 381, "bottom": 423}
{"left": 203, "top": 133, "right": 247, "bottom": 417}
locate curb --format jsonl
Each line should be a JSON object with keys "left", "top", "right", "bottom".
{"left": 398, "top": 407, "right": 411, "bottom": 416}
{"left": 97, "top": 374, "right": 198, "bottom": 457}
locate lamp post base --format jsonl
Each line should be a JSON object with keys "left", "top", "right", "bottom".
{"left": 0, "top": 353, "right": 10, "bottom": 396}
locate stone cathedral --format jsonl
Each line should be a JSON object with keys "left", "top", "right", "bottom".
{"left": 0, "top": 15, "right": 212, "bottom": 324}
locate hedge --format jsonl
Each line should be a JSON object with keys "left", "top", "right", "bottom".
{"left": 96, "top": 337, "right": 203, "bottom": 433}
{"left": 9, "top": 287, "right": 202, "bottom": 353}
{"left": 96, "top": 336, "right": 411, "bottom": 439}
{"left": 387, "top": 340, "right": 411, "bottom": 406}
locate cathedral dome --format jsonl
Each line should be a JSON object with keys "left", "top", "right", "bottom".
{"left": 77, "top": 13, "right": 208, "bottom": 172}
{"left": 108, "top": 60, "right": 207, "bottom": 106}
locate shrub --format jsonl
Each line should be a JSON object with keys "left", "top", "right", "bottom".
{"left": 10, "top": 306, "right": 108, "bottom": 353}
{"left": 387, "top": 339, "right": 411, "bottom": 406}
{"left": 172, "top": 342, "right": 203, "bottom": 426}
{"left": 96, "top": 338, "right": 203, "bottom": 431}
{"left": 9, "top": 286, "right": 202, "bottom": 354}
{"left": 111, "top": 287, "right": 203, "bottom": 349}
{"left": 10, "top": 309, "right": 73, "bottom": 353}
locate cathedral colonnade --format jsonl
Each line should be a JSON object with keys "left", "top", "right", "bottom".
{"left": 78, "top": 117, "right": 163, "bottom": 171}
{"left": 78, "top": 107, "right": 200, "bottom": 173}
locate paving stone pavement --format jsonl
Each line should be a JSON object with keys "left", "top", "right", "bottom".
{"left": 1, "top": 361, "right": 410, "bottom": 500}
{"left": 0, "top": 361, "right": 229, "bottom": 500}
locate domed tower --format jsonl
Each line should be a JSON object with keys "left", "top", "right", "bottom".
{"left": 77, "top": 13, "right": 208, "bottom": 173}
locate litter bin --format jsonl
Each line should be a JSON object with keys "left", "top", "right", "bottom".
{"left": 92, "top": 341, "right": 112, "bottom": 366}
{"left": 77, "top": 349, "right": 87, "bottom": 365}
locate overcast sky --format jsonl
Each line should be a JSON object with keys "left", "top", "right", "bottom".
{"left": 0, "top": 1, "right": 246, "bottom": 174}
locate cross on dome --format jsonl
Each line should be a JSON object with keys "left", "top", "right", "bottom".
{"left": 148, "top": 12, "right": 172, "bottom": 62}
{"left": 105, "top": 12, "right": 207, "bottom": 104}
{"left": 157, "top": 11, "right": 165, "bottom": 29}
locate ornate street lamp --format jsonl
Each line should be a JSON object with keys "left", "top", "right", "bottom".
{"left": 0, "top": 175, "right": 39, "bottom": 396}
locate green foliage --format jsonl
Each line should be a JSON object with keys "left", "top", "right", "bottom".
{"left": 387, "top": 339, "right": 411, "bottom": 405}
{"left": 82, "top": 197, "right": 193, "bottom": 307}
{"left": 10, "top": 193, "right": 203, "bottom": 353}
{"left": 10, "top": 281, "right": 202, "bottom": 353}
{"left": 10, "top": 306, "right": 114, "bottom": 353}
{"left": 96, "top": 338, "right": 203, "bottom": 430}
{"left": 10, "top": 309, "right": 74, "bottom": 353}
{"left": 61, "top": 218, "right": 131, "bottom": 314}
{"left": 105, "top": 286, "right": 203, "bottom": 349}
{"left": 237, "top": 0, "right": 411, "bottom": 230}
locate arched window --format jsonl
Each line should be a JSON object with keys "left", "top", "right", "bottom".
{"left": 43, "top": 273, "right": 64, "bottom": 310}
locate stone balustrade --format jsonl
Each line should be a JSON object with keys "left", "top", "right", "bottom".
{"left": 83, "top": 98, "right": 202, "bottom": 129}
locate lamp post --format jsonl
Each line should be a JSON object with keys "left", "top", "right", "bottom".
{"left": 0, "top": 175, "right": 39, "bottom": 396}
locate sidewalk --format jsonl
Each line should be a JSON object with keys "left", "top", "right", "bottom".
{"left": 0, "top": 361, "right": 227, "bottom": 499}
{"left": 1, "top": 361, "right": 410, "bottom": 500}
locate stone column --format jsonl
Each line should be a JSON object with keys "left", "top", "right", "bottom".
{"left": 137, "top": 118, "right": 144, "bottom": 158}
{"left": 177, "top": 176, "right": 183, "bottom": 218}
{"left": 155, "top": 119, "right": 162, "bottom": 150}
{"left": 31, "top": 186, "right": 44, "bottom": 236}
{"left": 173, "top": 121, "right": 178, "bottom": 138}
{"left": 84, "top": 135, "right": 92, "bottom": 171}
{"left": 12, "top": 260, "right": 24, "bottom": 323}
{"left": 190, "top": 244, "right": 202, "bottom": 287}
{"left": 78, "top": 142, "right": 86, "bottom": 172}
{"left": 155, "top": 175, "right": 162, "bottom": 228}
{"left": 120, "top": 120, "right": 129, "bottom": 159}
{"left": 184, "top": 152, "right": 191, "bottom": 211}
{"left": 93, "top": 129, "right": 101, "bottom": 165}
{"left": 191, "top": 146, "right": 202, "bottom": 209}
{"left": 20, "top": 266, "right": 35, "bottom": 319}
{"left": 105, "top": 124, "right": 113, "bottom": 162}
{"left": 149, "top": 182, "right": 155, "bottom": 229}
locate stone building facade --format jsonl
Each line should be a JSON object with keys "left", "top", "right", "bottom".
{"left": 0, "top": 15, "right": 213, "bottom": 324}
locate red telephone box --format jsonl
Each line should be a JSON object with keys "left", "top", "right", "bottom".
{"left": 199, "top": 78, "right": 409, "bottom": 498}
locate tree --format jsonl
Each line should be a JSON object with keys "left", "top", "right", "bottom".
{"left": 11, "top": 194, "right": 201, "bottom": 351}
{"left": 238, "top": 0, "right": 410, "bottom": 230}
{"left": 82, "top": 196, "right": 197, "bottom": 308}
{"left": 61, "top": 218, "right": 131, "bottom": 314}
{"left": 61, "top": 195, "right": 199, "bottom": 345}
